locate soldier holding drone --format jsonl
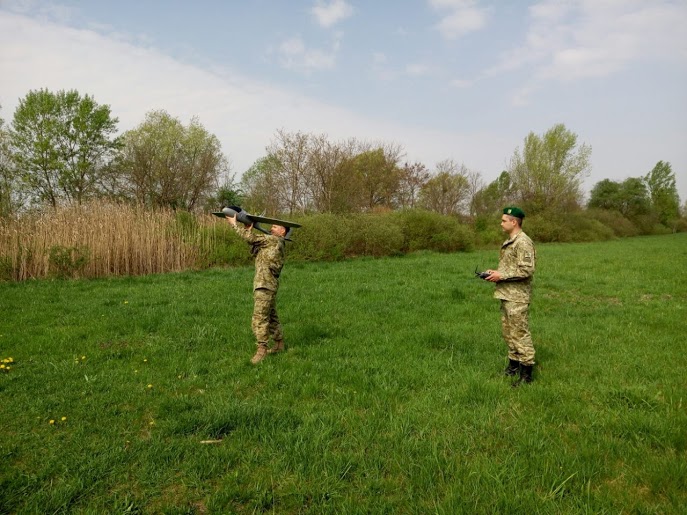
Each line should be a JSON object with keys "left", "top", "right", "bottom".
{"left": 217, "top": 207, "right": 301, "bottom": 364}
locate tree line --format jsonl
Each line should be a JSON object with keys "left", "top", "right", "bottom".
{"left": 1, "top": 88, "right": 683, "bottom": 232}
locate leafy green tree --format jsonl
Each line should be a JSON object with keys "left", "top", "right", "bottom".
{"left": 348, "top": 147, "right": 402, "bottom": 211}
{"left": 0, "top": 108, "right": 22, "bottom": 217}
{"left": 588, "top": 176, "right": 654, "bottom": 230}
{"left": 588, "top": 179, "right": 622, "bottom": 211}
{"left": 508, "top": 124, "right": 591, "bottom": 214}
{"left": 214, "top": 181, "right": 242, "bottom": 210}
{"left": 644, "top": 161, "right": 680, "bottom": 225}
{"left": 617, "top": 178, "right": 651, "bottom": 218}
{"left": 472, "top": 170, "right": 512, "bottom": 217}
{"left": 116, "top": 110, "right": 229, "bottom": 210}
{"left": 10, "top": 89, "right": 119, "bottom": 207}
{"left": 239, "top": 155, "right": 283, "bottom": 214}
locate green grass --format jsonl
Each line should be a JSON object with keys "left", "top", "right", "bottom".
{"left": 1, "top": 234, "right": 686, "bottom": 514}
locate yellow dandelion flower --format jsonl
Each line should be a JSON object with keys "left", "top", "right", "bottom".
{"left": 8, "top": 358, "right": 13, "bottom": 362}
{"left": 61, "top": 417, "right": 67, "bottom": 421}
{"left": 124, "top": 301, "right": 129, "bottom": 304}
{"left": 147, "top": 384, "right": 153, "bottom": 388}
{"left": 143, "top": 359, "right": 148, "bottom": 362}
{"left": 81, "top": 356, "right": 86, "bottom": 360}
{"left": 149, "top": 421, "right": 155, "bottom": 425}
{"left": 1, "top": 364, "right": 5, "bottom": 369}
{"left": 49, "top": 420, "right": 55, "bottom": 425}
{"left": 5, "top": 367, "right": 9, "bottom": 371}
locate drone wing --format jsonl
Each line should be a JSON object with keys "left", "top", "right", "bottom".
{"left": 212, "top": 206, "right": 301, "bottom": 229}
{"left": 243, "top": 214, "right": 301, "bottom": 228}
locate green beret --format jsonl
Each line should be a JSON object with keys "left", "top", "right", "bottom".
{"left": 503, "top": 206, "right": 525, "bottom": 219}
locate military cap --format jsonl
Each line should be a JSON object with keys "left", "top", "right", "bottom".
{"left": 503, "top": 206, "right": 525, "bottom": 219}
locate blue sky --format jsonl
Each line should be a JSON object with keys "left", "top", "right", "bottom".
{"left": 1, "top": 0, "right": 686, "bottom": 200}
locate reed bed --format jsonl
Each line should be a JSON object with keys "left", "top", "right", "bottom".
{"left": 0, "top": 203, "right": 223, "bottom": 280}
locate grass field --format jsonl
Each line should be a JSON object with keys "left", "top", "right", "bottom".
{"left": 1, "top": 234, "right": 686, "bottom": 514}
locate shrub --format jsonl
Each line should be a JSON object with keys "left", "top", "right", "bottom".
{"left": 392, "top": 210, "right": 474, "bottom": 253}
{"left": 0, "top": 256, "right": 13, "bottom": 281}
{"left": 196, "top": 221, "right": 251, "bottom": 268}
{"left": 585, "top": 209, "right": 639, "bottom": 238}
{"left": 289, "top": 213, "right": 354, "bottom": 261}
{"left": 670, "top": 217, "right": 687, "bottom": 233}
{"left": 346, "top": 214, "right": 405, "bottom": 257}
{"left": 525, "top": 211, "right": 615, "bottom": 243}
{"left": 48, "top": 245, "right": 91, "bottom": 279}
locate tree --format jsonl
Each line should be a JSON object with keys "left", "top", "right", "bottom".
{"left": 0, "top": 108, "right": 23, "bottom": 217}
{"left": 464, "top": 168, "right": 485, "bottom": 217}
{"left": 239, "top": 155, "right": 283, "bottom": 214}
{"left": 10, "top": 89, "right": 120, "bottom": 207}
{"left": 348, "top": 145, "right": 403, "bottom": 211}
{"left": 588, "top": 179, "right": 621, "bottom": 211}
{"left": 306, "top": 134, "right": 358, "bottom": 213}
{"left": 266, "top": 129, "right": 312, "bottom": 214}
{"left": 588, "top": 177, "right": 651, "bottom": 219}
{"left": 617, "top": 178, "right": 651, "bottom": 218}
{"left": 419, "top": 160, "right": 470, "bottom": 216}
{"left": 214, "top": 180, "right": 242, "bottom": 210}
{"left": 116, "top": 110, "right": 229, "bottom": 210}
{"left": 508, "top": 124, "right": 591, "bottom": 214}
{"left": 644, "top": 161, "right": 680, "bottom": 225}
{"left": 396, "top": 161, "right": 430, "bottom": 209}
{"left": 471, "top": 171, "right": 512, "bottom": 217}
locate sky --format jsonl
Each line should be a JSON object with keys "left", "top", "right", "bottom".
{"left": 1, "top": 0, "right": 686, "bottom": 201}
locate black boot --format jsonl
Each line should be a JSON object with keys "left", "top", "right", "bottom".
{"left": 513, "top": 364, "right": 534, "bottom": 387}
{"left": 504, "top": 359, "right": 520, "bottom": 377}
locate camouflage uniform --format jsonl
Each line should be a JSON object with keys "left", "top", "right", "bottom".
{"left": 494, "top": 230, "right": 536, "bottom": 366}
{"left": 233, "top": 225, "right": 285, "bottom": 348}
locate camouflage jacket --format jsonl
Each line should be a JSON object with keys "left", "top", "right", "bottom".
{"left": 234, "top": 225, "right": 285, "bottom": 292}
{"left": 494, "top": 230, "right": 536, "bottom": 303}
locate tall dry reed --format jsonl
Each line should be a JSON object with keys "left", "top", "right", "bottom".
{"left": 0, "top": 202, "right": 222, "bottom": 281}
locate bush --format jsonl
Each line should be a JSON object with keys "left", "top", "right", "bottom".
{"left": 197, "top": 221, "right": 252, "bottom": 268}
{"left": 48, "top": 245, "right": 91, "bottom": 279}
{"left": 0, "top": 256, "right": 13, "bottom": 281}
{"left": 289, "top": 213, "right": 354, "bottom": 261}
{"left": 632, "top": 213, "right": 661, "bottom": 235}
{"left": 525, "top": 211, "right": 615, "bottom": 243}
{"left": 392, "top": 210, "right": 474, "bottom": 253}
{"left": 346, "top": 214, "right": 405, "bottom": 257}
{"left": 669, "top": 217, "right": 687, "bottom": 233}
{"left": 585, "top": 209, "right": 639, "bottom": 238}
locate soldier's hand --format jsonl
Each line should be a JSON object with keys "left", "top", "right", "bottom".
{"left": 486, "top": 270, "right": 501, "bottom": 282}
{"left": 226, "top": 214, "right": 237, "bottom": 226}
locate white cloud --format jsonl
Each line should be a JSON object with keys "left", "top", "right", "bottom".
{"left": 490, "top": 0, "right": 687, "bottom": 105}
{"left": 277, "top": 35, "right": 338, "bottom": 71}
{"left": 450, "top": 78, "right": 473, "bottom": 88}
{"left": 429, "top": 0, "right": 490, "bottom": 39}
{"left": 405, "top": 63, "right": 432, "bottom": 77}
{"left": 311, "top": 0, "right": 353, "bottom": 28}
{"left": 372, "top": 52, "right": 387, "bottom": 65}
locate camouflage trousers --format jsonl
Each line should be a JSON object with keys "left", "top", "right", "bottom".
{"left": 500, "top": 300, "right": 535, "bottom": 366}
{"left": 252, "top": 288, "right": 283, "bottom": 347}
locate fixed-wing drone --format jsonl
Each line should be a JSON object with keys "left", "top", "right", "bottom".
{"left": 212, "top": 206, "right": 302, "bottom": 239}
